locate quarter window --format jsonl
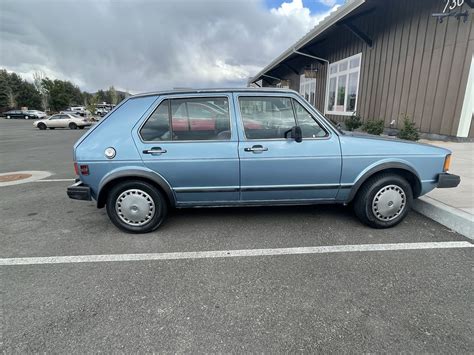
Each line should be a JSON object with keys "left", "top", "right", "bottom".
{"left": 292, "top": 100, "right": 327, "bottom": 138}
{"left": 326, "top": 53, "right": 361, "bottom": 115}
{"left": 140, "top": 97, "right": 231, "bottom": 141}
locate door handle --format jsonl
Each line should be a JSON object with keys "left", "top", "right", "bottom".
{"left": 244, "top": 145, "right": 268, "bottom": 153}
{"left": 143, "top": 147, "right": 167, "bottom": 155}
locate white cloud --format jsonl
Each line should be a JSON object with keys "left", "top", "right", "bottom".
{"left": 0, "top": 0, "right": 339, "bottom": 92}
{"left": 318, "top": 0, "right": 338, "bottom": 6}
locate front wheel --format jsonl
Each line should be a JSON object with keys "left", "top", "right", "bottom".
{"left": 37, "top": 123, "right": 47, "bottom": 130}
{"left": 69, "top": 122, "right": 77, "bottom": 129}
{"left": 353, "top": 173, "right": 413, "bottom": 229}
{"left": 106, "top": 180, "right": 168, "bottom": 233}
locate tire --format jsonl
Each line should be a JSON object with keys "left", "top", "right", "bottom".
{"left": 106, "top": 180, "right": 168, "bottom": 233}
{"left": 37, "top": 123, "right": 47, "bottom": 130}
{"left": 6, "top": 115, "right": 10, "bottom": 119}
{"left": 25, "top": 116, "right": 29, "bottom": 119}
{"left": 353, "top": 173, "right": 413, "bottom": 229}
{"left": 69, "top": 122, "right": 77, "bottom": 130}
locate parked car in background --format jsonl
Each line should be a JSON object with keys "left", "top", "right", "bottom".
{"left": 34, "top": 113, "right": 92, "bottom": 130}
{"left": 95, "top": 103, "right": 115, "bottom": 117}
{"left": 63, "top": 107, "right": 90, "bottom": 117}
{"left": 3, "top": 109, "right": 46, "bottom": 119}
{"left": 26, "top": 110, "right": 47, "bottom": 119}
{"left": 67, "top": 88, "right": 460, "bottom": 233}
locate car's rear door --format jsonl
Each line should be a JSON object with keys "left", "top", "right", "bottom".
{"left": 133, "top": 94, "right": 240, "bottom": 205}
{"left": 234, "top": 93, "right": 342, "bottom": 202}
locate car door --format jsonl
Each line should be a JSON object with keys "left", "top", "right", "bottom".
{"left": 133, "top": 94, "right": 240, "bottom": 205}
{"left": 235, "top": 93, "right": 342, "bottom": 202}
{"left": 47, "top": 114, "right": 61, "bottom": 127}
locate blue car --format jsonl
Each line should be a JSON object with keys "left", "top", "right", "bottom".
{"left": 67, "top": 89, "right": 460, "bottom": 233}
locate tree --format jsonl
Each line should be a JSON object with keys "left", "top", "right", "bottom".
{"left": 107, "top": 86, "right": 118, "bottom": 105}
{"left": 33, "top": 71, "right": 49, "bottom": 111}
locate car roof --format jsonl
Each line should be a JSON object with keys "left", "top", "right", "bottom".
{"left": 131, "top": 87, "right": 299, "bottom": 98}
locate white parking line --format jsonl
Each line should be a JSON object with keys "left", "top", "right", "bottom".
{"left": 0, "top": 241, "right": 471, "bottom": 266}
{"left": 35, "top": 178, "right": 75, "bottom": 182}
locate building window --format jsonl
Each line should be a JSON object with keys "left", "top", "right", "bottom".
{"left": 299, "top": 74, "right": 316, "bottom": 106}
{"left": 325, "top": 53, "right": 361, "bottom": 116}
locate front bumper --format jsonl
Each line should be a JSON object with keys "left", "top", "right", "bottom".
{"left": 67, "top": 181, "right": 92, "bottom": 201}
{"left": 437, "top": 172, "right": 461, "bottom": 188}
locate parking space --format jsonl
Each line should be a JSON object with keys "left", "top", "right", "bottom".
{"left": 1, "top": 119, "right": 473, "bottom": 352}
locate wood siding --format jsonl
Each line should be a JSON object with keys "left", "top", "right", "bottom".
{"left": 265, "top": 0, "right": 474, "bottom": 137}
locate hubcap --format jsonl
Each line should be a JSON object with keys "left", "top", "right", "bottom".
{"left": 115, "top": 189, "right": 155, "bottom": 226}
{"left": 372, "top": 184, "right": 406, "bottom": 221}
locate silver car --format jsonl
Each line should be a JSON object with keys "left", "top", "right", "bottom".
{"left": 34, "top": 113, "right": 92, "bottom": 130}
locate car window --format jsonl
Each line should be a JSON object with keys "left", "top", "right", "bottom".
{"left": 49, "top": 115, "right": 60, "bottom": 120}
{"left": 239, "top": 97, "right": 296, "bottom": 139}
{"left": 171, "top": 98, "right": 231, "bottom": 141}
{"left": 292, "top": 99, "right": 328, "bottom": 138}
{"left": 140, "top": 97, "right": 231, "bottom": 142}
{"left": 140, "top": 100, "right": 171, "bottom": 141}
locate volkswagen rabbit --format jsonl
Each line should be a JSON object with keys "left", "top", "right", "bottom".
{"left": 67, "top": 89, "right": 460, "bottom": 233}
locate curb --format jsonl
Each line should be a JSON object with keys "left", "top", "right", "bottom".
{"left": 412, "top": 196, "right": 474, "bottom": 240}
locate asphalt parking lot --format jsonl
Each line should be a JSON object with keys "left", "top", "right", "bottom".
{"left": 1, "top": 118, "right": 473, "bottom": 353}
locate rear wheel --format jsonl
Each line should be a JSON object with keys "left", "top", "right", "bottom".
{"left": 106, "top": 180, "right": 168, "bottom": 233}
{"left": 37, "top": 123, "right": 47, "bottom": 130}
{"left": 25, "top": 115, "right": 29, "bottom": 119}
{"left": 353, "top": 173, "right": 413, "bottom": 228}
{"left": 69, "top": 122, "right": 77, "bottom": 130}
{"left": 6, "top": 115, "right": 10, "bottom": 119}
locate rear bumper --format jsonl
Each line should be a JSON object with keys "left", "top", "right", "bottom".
{"left": 437, "top": 173, "right": 461, "bottom": 188}
{"left": 67, "top": 181, "right": 92, "bottom": 201}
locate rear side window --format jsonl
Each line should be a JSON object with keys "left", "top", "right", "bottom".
{"left": 140, "top": 97, "right": 231, "bottom": 141}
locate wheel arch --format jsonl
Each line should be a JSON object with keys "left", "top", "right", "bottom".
{"left": 346, "top": 162, "right": 422, "bottom": 203}
{"left": 97, "top": 169, "right": 176, "bottom": 209}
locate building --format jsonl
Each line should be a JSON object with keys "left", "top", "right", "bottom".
{"left": 249, "top": 0, "right": 474, "bottom": 139}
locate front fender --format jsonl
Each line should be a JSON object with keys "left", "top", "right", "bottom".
{"left": 343, "top": 159, "right": 422, "bottom": 203}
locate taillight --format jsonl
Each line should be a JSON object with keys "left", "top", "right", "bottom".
{"left": 443, "top": 154, "right": 452, "bottom": 172}
{"left": 80, "top": 165, "right": 89, "bottom": 175}
{"left": 74, "top": 162, "right": 79, "bottom": 175}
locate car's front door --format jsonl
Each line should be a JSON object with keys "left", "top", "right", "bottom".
{"left": 235, "top": 94, "right": 342, "bottom": 202}
{"left": 133, "top": 95, "right": 239, "bottom": 205}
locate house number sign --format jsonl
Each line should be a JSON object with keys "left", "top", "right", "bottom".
{"left": 443, "top": 0, "right": 465, "bottom": 13}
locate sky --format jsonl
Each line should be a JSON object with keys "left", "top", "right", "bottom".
{"left": 0, "top": 0, "right": 343, "bottom": 93}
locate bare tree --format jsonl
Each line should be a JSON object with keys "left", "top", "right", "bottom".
{"left": 33, "top": 71, "right": 49, "bottom": 111}
{"left": 6, "top": 87, "right": 17, "bottom": 108}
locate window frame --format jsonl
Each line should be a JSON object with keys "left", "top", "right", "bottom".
{"left": 299, "top": 74, "right": 316, "bottom": 106}
{"left": 324, "top": 53, "right": 362, "bottom": 116}
{"left": 237, "top": 95, "right": 329, "bottom": 141}
{"left": 138, "top": 94, "right": 234, "bottom": 143}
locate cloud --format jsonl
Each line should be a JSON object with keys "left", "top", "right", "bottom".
{"left": 318, "top": 0, "right": 337, "bottom": 6}
{"left": 0, "top": 0, "right": 338, "bottom": 92}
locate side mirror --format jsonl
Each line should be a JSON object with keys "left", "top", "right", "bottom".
{"left": 284, "top": 126, "right": 303, "bottom": 143}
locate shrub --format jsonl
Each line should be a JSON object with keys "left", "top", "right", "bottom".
{"left": 345, "top": 114, "right": 362, "bottom": 131}
{"left": 362, "top": 119, "right": 384, "bottom": 135}
{"left": 397, "top": 115, "right": 420, "bottom": 141}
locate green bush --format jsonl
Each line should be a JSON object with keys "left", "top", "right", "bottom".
{"left": 397, "top": 115, "right": 420, "bottom": 141}
{"left": 362, "top": 119, "right": 384, "bottom": 135}
{"left": 345, "top": 114, "right": 362, "bottom": 131}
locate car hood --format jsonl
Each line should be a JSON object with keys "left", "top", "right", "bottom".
{"left": 338, "top": 132, "right": 451, "bottom": 156}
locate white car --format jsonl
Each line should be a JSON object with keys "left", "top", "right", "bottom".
{"left": 27, "top": 110, "right": 47, "bottom": 119}
{"left": 33, "top": 113, "right": 92, "bottom": 130}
